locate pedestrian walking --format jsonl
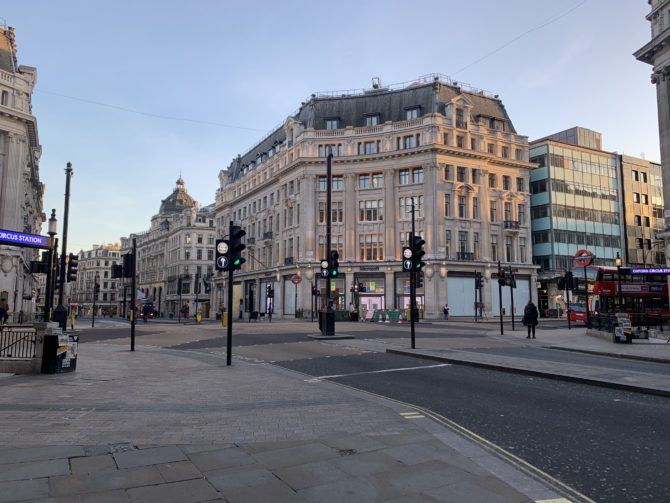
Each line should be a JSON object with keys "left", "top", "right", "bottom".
{"left": 523, "top": 299, "right": 539, "bottom": 339}
{"left": 238, "top": 299, "right": 243, "bottom": 320}
{"left": 443, "top": 303, "right": 449, "bottom": 320}
{"left": 267, "top": 303, "right": 273, "bottom": 323}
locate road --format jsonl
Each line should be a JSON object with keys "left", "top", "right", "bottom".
{"left": 276, "top": 352, "right": 670, "bottom": 503}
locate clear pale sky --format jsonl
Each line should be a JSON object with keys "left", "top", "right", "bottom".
{"left": 1, "top": 0, "right": 659, "bottom": 253}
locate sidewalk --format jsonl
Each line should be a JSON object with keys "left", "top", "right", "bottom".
{"left": 384, "top": 321, "right": 670, "bottom": 397}
{"left": 0, "top": 343, "right": 572, "bottom": 503}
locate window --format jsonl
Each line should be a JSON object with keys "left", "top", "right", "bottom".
{"left": 359, "top": 200, "right": 384, "bottom": 222}
{"left": 457, "top": 166, "right": 467, "bottom": 182}
{"left": 473, "top": 232, "right": 480, "bottom": 259}
{"left": 470, "top": 138, "right": 477, "bottom": 150}
{"left": 501, "top": 146, "right": 509, "bottom": 158}
{"left": 458, "top": 196, "right": 467, "bottom": 218}
{"left": 459, "top": 231, "right": 468, "bottom": 254}
{"left": 636, "top": 238, "right": 644, "bottom": 249}
{"left": 444, "top": 194, "right": 451, "bottom": 217}
{"left": 359, "top": 234, "right": 384, "bottom": 260}
{"left": 504, "top": 202, "right": 512, "bottom": 222}
{"left": 365, "top": 114, "right": 380, "bottom": 126}
{"left": 518, "top": 204, "right": 525, "bottom": 225}
{"left": 490, "top": 200, "right": 497, "bottom": 222}
{"left": 491, "top": 235, "right": 498, "bottom": 262}
{"left": 184, "top": 249, "right": 191, "bottom": 260}
{"left": 318, "top": 201, "right": 344, "bottom": 223}
{"left": 207, "top": 250, "right": 214, "bottom": 261}
{"left": 405, "top": 108, "right": 420, "bottom": 120}
{"left": 641, "top": 172, "right": 648, "bottom": 183}
{"left": 197, "top": 234, "right": 203, "bottom": 244}
{"left": 472, "top": 197, "right": 479, "bottom": 219}
{"left": 412, "top": 168, "right": 423, "bottom": 183}
{"left": 471, "top": 169, "right": 479, "bottom": 184}
{"left": 456, "top": 136, "right": 464, "bottom": 148}
{"left": 444, "top": 165, "right": 453, "bottom": 181}
{"left": 364, "top": 141, "right": 377, "bottom": 154}
{"left": 402, "top": 135, "right": 416, "bottom": 149}
{"left": 633, "top": 192, "right": 640, "bottom": 203}
{"left": 0, "top": 90, "right": 7, "bottom": 106}
{"left": 642, "top": 193, "right": 649, "bottom": 205}
{"left": 399, "top": 196, "right": 423, "bottom": 219}
{"left": 519, "top": 238, "right": 527, "bottom": 263}
{"left": 487, "top": 143, "right": 495, "bottom": 154}
{"left": 196, "top": 249, "right": 202, "bottom": 260}
{"left": 445, "top": 230, "right": 451, "bottom": 258}
{"left": 503, "top": 176, "right": 511, "bottom": 190}
{"left": 645, "top": 239, "right": 652, "bottom": 250}
{"left": 332, "top": 176, "right": 343, "bottom": 190}
{"left": 515, "top": 148, "right": 524, "bottom": 161}
{"left": 372, "top": 173, "right": 383, "bottom": 187}
{"left": 185, "top": 234, "right": 192, "bottom": 244}
{"left": 399, "top": 169, "right": 410, "bottom": 185}
{"left": 634, "top": 215, "right": 642, "bottom": 226}
{"left": 505, "top": 236, "right": 513, "bottom": 262}
{"left": 325, "top": 118, "right": 340, "bottom": 130}
{"left": 489, "top": 174, "right": 496, "bottom": 188}
{"left": 359, "top": 174, "right": 371, "bottom": 189}
{"left": 632, "top": 170, "right": 639, "bottom": 181}
{"left": 644, "top": 216, "right": 650, "bottom": 227}
{"left": 516, "top": 177, "right": 525, "bottom": 192}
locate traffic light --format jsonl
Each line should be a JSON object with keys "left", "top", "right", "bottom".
{"left": 411, "top": 235, "right": 426, "bottom": 271}
{"left": 329, "top": 250, "right": 339, "bottom": 278}
{"left": 557, "top": 277, "right": 566, "bottom": 291}
{"left": 215, "top": 239, "right": 230, "bottom": 271}
{"left": 320, "top": 258, "right": 329, "bottom": 278}
{"left": 566, "top": 271, "right": 574, "bottom": 290}
{"left": 67, "top": 254, "right": 79, "bottom": 282}
{"left": 416, "top": 272, "right": 424, "bottom": 288}
{"left": 122, "top": 253, "right": 135, "bottom": 278}
{"left": 30, "top": 253, "right": 48, "bottom": 274}
{"left": 111, "top": 263, "right": 123, "bottom": 278}
{"left": 402, "top": 247, "right": 413, "bottom": 271}
{"left": 498, "top": 269, "right": 506, "bottom": 285}
{"left": 230, "top": 226, "right": 246, "bottom": 270}
{"left": 266, "top": 284, "right": 274, "bottom": 298}
{"left": 358, "top": 282, "right": 364, "bottom": 292}
{"left": 475, "top": 272, "right": 483, "bottom": 289}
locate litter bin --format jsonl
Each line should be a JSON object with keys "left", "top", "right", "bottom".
{"left": 42, "top": 331, "right": 78, "bottom": 374}
{"left": 319, "top": 310, "right": 335, "bottom": 335}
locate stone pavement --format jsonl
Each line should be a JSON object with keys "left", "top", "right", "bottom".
{"left": 0, "top": 341, "right": 573, "bottom": 503}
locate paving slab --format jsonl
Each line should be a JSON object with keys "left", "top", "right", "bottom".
{"left": 48, "top": 466, "right": 164, "bottom": 497}
{"left": 114, "top": 446, "right": 187, "bottom": 469}
{"left": 0, "top": 478, "right": 49, "bottom": 503}
{"left": 219, "top": 478, "right": 306, "bottom": 503}
{"left": 0, "top": 458, "right": 70, "bottom": 482}
{"left": 126, "top": 478, "right": 221, "bottom": 503}
{"left": 70, "top": 454, "right": 117, "bottom": 474}
{"left": 188, "top": 446, "right": 256, "bottom": 472}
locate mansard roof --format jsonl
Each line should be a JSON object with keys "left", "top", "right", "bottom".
{"left": 225, "top": 76, "right": 517, "bottom": 182}
{"left": 159, "top": 177, "right": 198, "bottom": 214}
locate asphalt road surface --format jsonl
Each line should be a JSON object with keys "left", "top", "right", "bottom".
{"left": 276, "top": 352, "right": 670, "bottom": 503}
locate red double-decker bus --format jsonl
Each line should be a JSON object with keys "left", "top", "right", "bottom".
{"left": 578, "top": 266, "right": 669, "bottom": 318}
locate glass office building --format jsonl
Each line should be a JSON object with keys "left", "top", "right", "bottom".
{"left": 529, "top": 128, "right": 622, "bottom": 314}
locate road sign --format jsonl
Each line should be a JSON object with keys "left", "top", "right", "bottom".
{"left": 403, "top": 259, "right": 413, "bottom": 271}
{"left": 216, "top": 256, "right": 228, "bottom": 270}
{"left": 574, "top": 249, "right": 594, "bottom": 267}
{"left": 291, "top": 274, "right": 302, "bottom": 285}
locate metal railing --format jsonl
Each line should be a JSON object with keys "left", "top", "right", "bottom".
{"left": 504, "top": 220, "right": 520, "bottom": 229}
{"left": 263, "top": 231, "right": 273, "bottom": 239}
{"left": 456, "top": 251, "right": 475, "bottom": 261}
{"left": 0, "top": 327, "right": 37, "bottom": 359}
{"left": 284, "top": 256, "right": 294, "bottom": 266}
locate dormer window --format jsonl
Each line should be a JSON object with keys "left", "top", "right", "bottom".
{"left": 364, "top": 114, "right": 380, "bottom": 126}
{"left": 325, "top": 118, "right": 340, "bottom": 130}
{"left": 405, "top": 107, "right": 420, "bottom": 120}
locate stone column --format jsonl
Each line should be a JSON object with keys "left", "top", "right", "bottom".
{"left": 344, "top": 173, "right": 357, "bottom": 261}
{"left": 384, "top": 170, "right": 396, "bottom": 260}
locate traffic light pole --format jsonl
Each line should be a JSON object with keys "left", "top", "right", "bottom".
{"left": 474, "top": 270, "right": 478, "bottom": 322}
{"left": 130, "top": 238, "right": 136, "bottom": 351}
{"left": 565, "top": 270, "right": 572, "bottom": 330}
{"left": 55, "top": 162, "right": 73, "bottom": 331}
{"left": 509, "top": 266, "right": 515, "bottom": 331}
{"left": 226, "top": 221, "right": 234, "bottom": 365}
{"left": 498, "top": 260, "right": 504, "bottom": 335}
{"left": 410, "top": 198, "right": 416, "bottom": 349}
{"left": 320, "top": 153, "right": 335, "bottom": 336}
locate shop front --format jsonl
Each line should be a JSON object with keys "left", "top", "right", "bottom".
{"left": 355, "top": 274, "right": 386, "bottom": 321}
{"left": 395, "top": 272, "right": 424, "bottom": 314}
{"left": 316, "top": 277, "right": 345, "bottom": 311}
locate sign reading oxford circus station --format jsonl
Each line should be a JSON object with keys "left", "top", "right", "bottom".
{"left": 0, "top": 229, "right": 49, "bottom": 248}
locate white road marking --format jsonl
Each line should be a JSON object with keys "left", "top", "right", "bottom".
{"left": 309, "top": 363, "right": 451, "bottom": 380}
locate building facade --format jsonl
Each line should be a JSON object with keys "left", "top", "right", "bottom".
{"left": 619, "top": 154, "right": 665, "bottom": 267}
{"left": 0, "top": 25, "right": 43, "bottom": 321}
{"left": 70, "top": 243, "right": 122, "bottom": 317}
{"left": 529, "top": 128, "right": 622, "bottom": 314}
{"left": 213, "top": 75, "right": 538, "bottom": 320}
{"left": 120, "top": 178, "right": 216, "bottom": 320}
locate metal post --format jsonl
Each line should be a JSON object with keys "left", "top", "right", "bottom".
{"left": 44, "top": 242, "right": 54, "bottom": 321}
{"left": 130, "top": 239, "right": 136, "bottom": 351}
{"left": 584, "top": 265, "right": 590, "bottom": 328}
{"left": 617, "top": 264, "right": 623, "bottom": 313}
{"left": 91, "top": 275, "right": 98, "bottom": 328}
{"left": 178, "top": 275, "right": 182, "bottom": 323}
{"left": 226, "top": 220, "right": 234, "bottom": 365}
{"left": 509, "top": 266, "right": 515, "bottom": 331}
{"left": 321, "top": 152, "right": 335, "bottom": 335}
{"left": 474, "top": 270, "right": 478, "bottom": 322}
{"left": 410, "top": 197, "right": 416, "bottom": 349}
{"left": 565, "top": 270, "right": 571, "bottom": 330}
{"left": 498, "top": 260, "right": 504, "bottom": 335}
{"left": 195, "top": 273, "right": 200, "bottom": 323}
{"left": 50, "top": 239, "right": 58, "bottom": 320}
{"left": 54, "top": 163, "right": 73, "bottom": 330}
{"left": 294, "top": 282, "right": 298, "bottom": 319}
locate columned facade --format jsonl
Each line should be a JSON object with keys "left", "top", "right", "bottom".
{"left": 214, "top": 76, "right": 538, "bottom": 320}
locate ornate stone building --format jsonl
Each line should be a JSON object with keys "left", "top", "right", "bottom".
{"left": 70, "top": 243, "right": 122, "bottom": 317}
{"left": 636, "top": 0, "right": 670, "bottom": 247}
{"left": 120, "top": 178, "right": 216, "bottom": 319}
{"left": 0, "top": 25, "right": 43, "bottom": 321}
{"left": 213, "top": 75, "right": 538, "bottom": 319}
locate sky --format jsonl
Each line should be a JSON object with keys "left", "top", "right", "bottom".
{"left": 1, "top": 0, "right": 660, "bottom": 253}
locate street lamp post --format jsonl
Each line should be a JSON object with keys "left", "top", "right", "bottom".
{"left": 54, "top": 162, "right": 74, "bottom": 330}
{"left": 43, "top": 209, "right": 57, "bottom": 322}
{"left": 615, "top": 252, "right": 623, "bottom": 313}
{"left": 91, "top": 273, "right": 99, "bottom": 328}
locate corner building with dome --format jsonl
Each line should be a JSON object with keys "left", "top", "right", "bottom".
{"left": 213, "top": 76, "right": 538, "bottom": 320}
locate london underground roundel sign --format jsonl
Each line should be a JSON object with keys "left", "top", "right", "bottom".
{"left": 574, "top": 249, "right": 594, "bottom": 268}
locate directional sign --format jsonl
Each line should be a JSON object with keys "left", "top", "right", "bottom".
{"left": 320, "top": 268, "right": 329, "bottom": 278}
{"left": 0, "top": 229, "right": 48, "bottom": 249}
{"left": 216, "top": 256, "right": 229, "bottom": 270}
{"left": 402, "top": 259, "right": 413, "bottom": 271}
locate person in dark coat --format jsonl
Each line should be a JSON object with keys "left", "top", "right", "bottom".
{"left": 443, "top": 304, "right": 449, "bottom": 320}
{"left": 523, "top": 300, "right": 539, "bottom": 338}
